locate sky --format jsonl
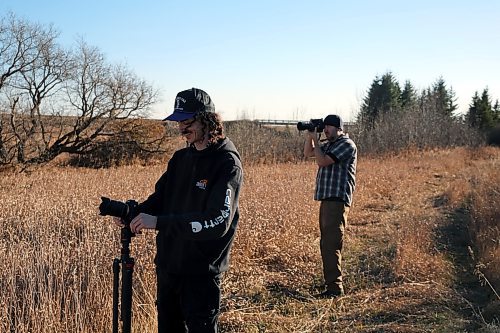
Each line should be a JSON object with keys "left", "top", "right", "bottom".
{"left": 1, "top": 0, "right": 499, "bottom": 122}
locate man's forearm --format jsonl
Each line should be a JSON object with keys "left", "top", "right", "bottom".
{"left": 313, "top": 143, "right": 335, "bottom": 167}
{"left": 304, "top": 138, "right": 314, "bottom": 157}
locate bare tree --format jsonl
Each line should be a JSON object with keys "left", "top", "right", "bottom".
{"left": 0, "top": 13, "right": 61, "bottom": 164}
{"left": 1, "top": 14, "right": 162, "bottom": 167}
{"left": 6, "top": 32, "right": 67, "bottom": 163}
{"left": 0, "top": 13, "right": 58, "bottom": 89}
{"left": 48, "top": 40, "right": 161, "bottom": 165}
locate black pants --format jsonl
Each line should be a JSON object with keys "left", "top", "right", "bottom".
{"left": 156, "top": 268, "right": 221, "bottom": 333}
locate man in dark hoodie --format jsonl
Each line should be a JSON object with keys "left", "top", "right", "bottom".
{"left": 118, "top": 88, "right": 243, "bottom": 332}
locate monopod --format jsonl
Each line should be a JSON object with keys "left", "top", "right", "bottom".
{"left": 112, "top": 225, "right": 135, "bottom": 333}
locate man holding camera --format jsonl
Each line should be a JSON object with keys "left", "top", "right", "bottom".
{"left": 112, "top": 88, "right": 243, "bottom": 332}
{"left": 303, "top": 114, "right": 357, "bottom": 298}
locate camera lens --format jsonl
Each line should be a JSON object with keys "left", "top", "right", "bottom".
{"left": 99, "top": 197, "right": 129, "bottom": 219}
{"left": 296, "top": 122, "right": 310, "bottom": 131}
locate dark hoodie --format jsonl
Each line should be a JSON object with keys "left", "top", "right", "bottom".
{"left": 138, "top": 137, "right": 243, "bottom": 275}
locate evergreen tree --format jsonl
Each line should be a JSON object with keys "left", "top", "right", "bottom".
{"left": 479, "top": 89, "right": 495, "bottom": 129}
{"left": 467, "top": 92, "right": 481, "bottom": 128}
{"left": 360, "top": 72, "right": 401, "bottom": 126}
{"left": 430, "top": 77, "right": 458, "bottom": 117}
{"left": 493, "top": 99, "right": 500, "bottom": 123}
{"left": 467, "top": 88, "right": 495, "bottom": 129}
{"left": 400, "top": 80, "right": 418, "bottom": 108}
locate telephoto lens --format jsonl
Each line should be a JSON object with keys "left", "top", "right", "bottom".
{"left": 99, "top": 197, "right": 139, "bottom": 224}
{"left": 99, "top": 197, "right": 129, "bottom": 218}
{"left": 296, "top": 119, "right": 324, "bottom": 132}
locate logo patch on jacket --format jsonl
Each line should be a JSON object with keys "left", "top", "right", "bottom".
{"left": 196, "top": 179, "right": 208, "bottom": 190}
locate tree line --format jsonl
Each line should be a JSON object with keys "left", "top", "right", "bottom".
{"left": 1, "top": 13, "right": 499, "bottom": 168}
{"left": 354, "top": 72, "right": 500, "bottom": 153}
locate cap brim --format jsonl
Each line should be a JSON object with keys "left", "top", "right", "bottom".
{"left": 163, "top": 111, "right": 195, "bottom": 122}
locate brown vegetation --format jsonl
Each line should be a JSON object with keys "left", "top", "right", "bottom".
{"left": 0, "top": 147, "right": 499, "bottom": 332}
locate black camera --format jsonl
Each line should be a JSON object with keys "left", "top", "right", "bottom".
{"left": 99, "top": 197, "right": 139, "bottom": 225}
{"left": 296, "top": 118, "right": 325, "bottom": 132}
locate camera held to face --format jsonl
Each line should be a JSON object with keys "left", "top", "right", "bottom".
{"left": 99, "top": 197, "right": 139, "bottom": 225}
{"left": 296, "top": 118, "right": 325, "bottom": 132}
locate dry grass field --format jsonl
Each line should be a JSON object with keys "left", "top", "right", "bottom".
{"left": 1, "top": 147, "right": 499, "bottom": 332}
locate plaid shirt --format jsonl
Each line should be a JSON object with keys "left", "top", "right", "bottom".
{"left": 314, "top": 134, "right": 357, "bottom": 206}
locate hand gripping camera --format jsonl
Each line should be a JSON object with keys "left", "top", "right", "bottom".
{"left": 296, "top": 118, "right": 325, "bottom": 132}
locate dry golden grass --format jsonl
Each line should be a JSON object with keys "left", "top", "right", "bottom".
{"left": 0, "top": 147, "right": 499, "bottom": 332}
{"left": 467, "top": 151, "right": 500, "bottom": 319}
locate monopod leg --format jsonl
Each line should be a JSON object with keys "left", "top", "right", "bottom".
{"left": 113, "top": 258, "right": 120, "bottom": 333}
{"left": 120, "top": 258, "right": 134, "bottom": 333}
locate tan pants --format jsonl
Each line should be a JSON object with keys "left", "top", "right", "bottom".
{"left": 319, "top": 200, "right": 349, "bottom": 293}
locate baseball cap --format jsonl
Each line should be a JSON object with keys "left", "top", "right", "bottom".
{"left": 323, "top": 114, "right": 343, "bottom": 129}
{"left": 163, "top": 88, "right": 215, "bottom": 121}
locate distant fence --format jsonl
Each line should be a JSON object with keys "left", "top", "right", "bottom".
{"left": 255, "top": 119, "right": 299, "bottom": 126}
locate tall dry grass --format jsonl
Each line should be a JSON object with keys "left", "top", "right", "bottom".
{"left": 1, "top": 167, "right": 160, "bottom": 332}
{"left": 1, "top": 147, "right": 499, "bottom": 332}
{"left": 468, "top": 151, "right": 500, "bottom": 304}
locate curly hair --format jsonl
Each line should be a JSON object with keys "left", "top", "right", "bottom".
{"left": 194, "top": 112, "right": 225, "bottom": 146}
